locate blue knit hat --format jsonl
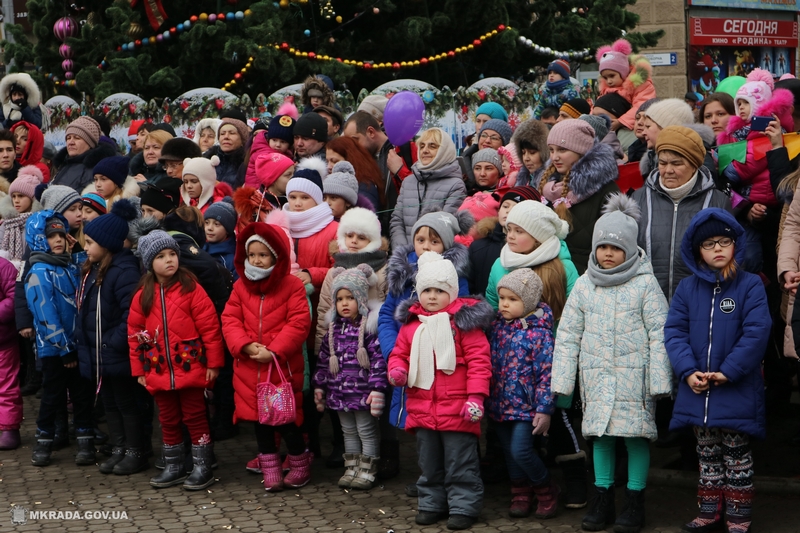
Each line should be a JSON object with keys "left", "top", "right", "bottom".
{"left": 286, "top": 167, "right": 324, "bottom": 205}
{"left": 204, "top": 197, "right": 237, "bottom": 237}
{"left": 83, "top": 198, "right": 138, "bottom": 253}
{"left": 480, "top": 119, "right": 513, "bottom": 145}
{"left": 475, "top": 102, "right": 509, "bottom": 122}
{"left": 268, "top": 114, "right": 295, "bottom": 144}
{"left": 547, "top": 59, "right": 571, "bottom": 80}
{"left": 93, "top": 156, "right": 130, "bottom": 188}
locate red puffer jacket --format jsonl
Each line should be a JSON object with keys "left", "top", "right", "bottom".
{"left": 387, "top": 297, "right": 494, "bottom": 437}
{"left": 128, "top": 281, "right": 224, "bottom": 394}
{"left": 221, "top": 222, "right": 310, "bottom": 425}
{"left": 296, "top": 220, "right": 338, "bottom": 291}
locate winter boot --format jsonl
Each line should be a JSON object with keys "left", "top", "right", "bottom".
{"left": 74, "top": 428, "right": 97, "bottom": 466}
{"left": 31, "top": 431, "right": 54, "bottom": 466}
{"left": 681, "top": 487, "right": 724, "bottom": 532}
{"left": 532, "top": 479, "right": 560, "bottom": 519}
{"left": 558, "top": 453, "right": 588, "bottom": 508}
{"left": 723, "top": 486, "right": 753, "bottom": 533}
{"left": 614, "top": 489, "right": 646, "bottom": 533}
{"left": 150, "top": 444, "right": 187, "bottom": 488}
{"left": 377, "top": 440, "right": 399, "bottom": 480}
{"left": 98, "top": 411, "right": 125, "bottom": 474}
{"left": 283, "top": 451, "right": 313, "bottom": 488}
{"left": 0, "top": 429, "right": 21, "bottom": 450}
{"left": 350, "top": 455, "right": 379, "bottom": 490}
{"left": 258, "top": 453, "right": 284, "bottom": 492}
{"left": 113, "top": 415, "right": 149, "bottom": 475}
{"left": 154, "top": 448, "right": 165, "bottom": 470}
{"left": 508, "top": 479, "right": 534, "bottom": 518}
{"left": 338, "top": 453, "right": 360, "bottom": 488}
{"left": 183, "top": 444, "right": 216, "bottom": 490}
{"left": 246, "top": 456, "right": 261, "bottom": 474}
{"left": 582, "top": 486, "right": 617, "bottom": 531}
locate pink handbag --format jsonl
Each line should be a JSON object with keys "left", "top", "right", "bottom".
{"left": 256, "top": 361, "right": 296, "bottom": 426}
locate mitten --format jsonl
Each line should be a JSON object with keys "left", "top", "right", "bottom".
{"left": 460, "top": 395, "right": 485, "bottom": 423}
{"left": 313, "top": 389, "right": 326, "bottom": 413}
{"left": 12, "top": 97, "right": 27, "bottom": 109}
{"left": 388, "top": 368, "right": 407, "bottom": 387}
{"left": 366, "top": 391, "right": 385, "bottom": 417}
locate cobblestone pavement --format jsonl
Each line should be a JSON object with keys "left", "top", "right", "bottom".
{"left": 0, "top": 397, "right": 798, "bottom": 533}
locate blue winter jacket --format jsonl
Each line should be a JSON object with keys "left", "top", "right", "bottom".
{"left": 24, "top": 211, "right": 80, "bottom": 359}
{"left": 205, "top": 238, "right": 238, "bottom": 282}
{"left": 664, "top": 209, "right": 770, "bottom": 439}
{"left": 76, "top": 249, "right": 142, "bottom": 381}
{"left": 377, "top": 243, "right": 471, "bottom": 429}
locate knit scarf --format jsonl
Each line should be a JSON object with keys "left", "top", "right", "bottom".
{"left": 499, "top": 235, "right": 562, "bottom": 270}
{"left": 586, "top": 248, "right": 641, "bottom": 287}
{"left": 546, "top": 78, "right": 570, "bottom": 92}
{"left": 660, "top": 171, "right": 698, "bottom": 202}
{"left": 0, "top": 212, "right": 33, "bottom": 262}
{"left": 408, "top": 312, "right": 456, "bottom": 390}
{"left": 29, "top": 251, "right": 72, "bottom": 268}
{"left": 282, "top": 202, "right": 333, "bottom": 239}
{"left": 244, "top": 260, "right": 274, "bottom": 281}
{"left": 332, "top": 249, "right": 388, "bottom": 272}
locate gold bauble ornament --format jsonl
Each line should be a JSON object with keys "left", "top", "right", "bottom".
{"left": 127, "top": 21, "right": 144, "bottom": 39}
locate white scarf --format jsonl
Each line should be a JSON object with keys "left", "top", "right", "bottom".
{"left": 244, "top": 260, "right": 274, "bottom": 281}
{"left": 408, "top": 312, "right": 456, "bottom": 390}
{"left": 499, "top": 235, "right": 562, "bottom": 270}
{"left": 660, "top": 171, "right": 698, "bottom": 203}
{"left": 282, "top": 202, "right": 334, "bottom": 239}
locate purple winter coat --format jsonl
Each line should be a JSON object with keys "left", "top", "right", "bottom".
{"left": 313, "top": 315, "right": 387, "bottom": 411}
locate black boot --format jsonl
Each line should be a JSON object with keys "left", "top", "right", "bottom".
{"left": 150, "top": 444, "right": 186, "bottom": 488}
{"left": 582, "top": 486, "right": 616, "bottom": 531}
{"left": 377, "top": 440, "right": 400, "bottom": 480}
{"left": 183, "top": 444, "right": 215, "bottom": 490}
{"left": 113, "top": 415, "right": 148, "bottom": 475}
{"left": 98, "top": 412, "right": 125, "bottom": 474}
{"left": 31, "top": 431, "right": 54, "bottom": 467}
{"left": 558, "top": 454, "right": 588, "bottom": 509}
{"left": 74, "top": 428, "right": 96, "bottom": 466}
{"left": 614, "top": 489, "right": 645, "bottom": 533}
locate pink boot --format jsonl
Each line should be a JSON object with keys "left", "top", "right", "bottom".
{"left": 283, "top": 451, "right": 312, "bottom": 488}
{"left": 0, "top": 429, "right": 20, "bottom": 450}
{"left": 258, "top": 453, "right": 284, "bottom": 492}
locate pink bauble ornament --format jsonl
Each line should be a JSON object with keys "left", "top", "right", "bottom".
{"left": 62, "top": 59, "right": 75, "bottom": 72}
{"left": 59, "top": 44, "right": 74, "bottom": 59}
{"left": 54, "top": 17, "right": 79, "bottom": 41}
{"left": 65, "top": 72, "right": 75, "bottom": 80}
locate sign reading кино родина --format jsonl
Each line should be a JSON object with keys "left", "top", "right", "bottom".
{"left": 690, "top": 18, "right": 799, "bottom": 47}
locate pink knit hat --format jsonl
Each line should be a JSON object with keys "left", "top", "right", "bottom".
{"left": 254, "top": 152, "right": 294, "bottom": 188}
{"left": 8, "top": 165, "right": 44, "bottom": 199}
{"left": 547, "top": 120, "right": 596, "bottom": 156}
{"left": 596, "top": 39, "right": 632, "bottom": 77}
{"left": 735, "top": 68, "right": 774, "bottom": 119}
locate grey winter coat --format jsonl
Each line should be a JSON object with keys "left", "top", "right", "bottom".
{"left": 389, "top": 160, "right": 466, "bottom": 249}
{"left": 632, "top": 166, "right": 730, "bottom": 301}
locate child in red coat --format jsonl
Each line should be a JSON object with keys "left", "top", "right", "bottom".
{"left": 128, "top": 231, "right": 224, "bottom": 491}
{"left": 221, "top": 222, "right": 311, "bottom": 492}
{"left": 387, "top": 252, "right": 494, "bottom": 531}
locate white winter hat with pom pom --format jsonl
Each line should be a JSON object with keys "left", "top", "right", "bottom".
{"left": 592, "top": 193, "right": 641, "bottom": 261}
{"left": 736, "top": 68, "right": 775, "bottom": 119}
{"left": 506, "top": 200, "right": 569, "bottom": 245}
{"left": 415, "top": 251, "right": 459, "bottom": 302}
{"left": 182, "top": 155, "right": 219, "bottom": 184}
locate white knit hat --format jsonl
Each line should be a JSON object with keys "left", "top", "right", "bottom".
{"left": 415, "top": 251, "right": 459, "bottom": 302}
{"left": 506, "top": 200, "right": 569, "bottom": 244}
{"left": 337, "top": 207, "right": 382, "bottom": 253}
{"left": 644, "top": 98, "right": 695, "bottom": 129}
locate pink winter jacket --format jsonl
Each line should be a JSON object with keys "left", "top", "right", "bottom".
{"left": 244, "top": 133, "right": 294, "bottom": 188}
{"left": 600, "top": 80, "right": 657, "bottom": 130}
{"left": 387, "top": 297, "right": 494, "bottom": 437}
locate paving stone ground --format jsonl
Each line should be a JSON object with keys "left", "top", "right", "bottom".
{"left": 0, "top": 397, "right": 798, "bottom": 532}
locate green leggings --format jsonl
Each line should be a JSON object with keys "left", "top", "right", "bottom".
{"left": 592, "top": 435, "right": 650, "bottom": 491}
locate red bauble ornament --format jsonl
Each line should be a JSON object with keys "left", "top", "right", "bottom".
{"left": 65, "top": 107, "right": 72, "bottom": 117}
{"left": 364, "top": 62, "right": 372, "bottom": 69}
{"left": 180, "top": 101, "right": 190, "bottom": 110}
{"left": 215, "top": 98, "right": 224, "bottom": 109}
{"left": 190, "top": 15, "right": 198, "bottom": 23}
{"left": 170, "top": 27, "right": 177, "bottom": 34}
{"left": 234, "top": 73, "right": 242, "bottom": 80}
{"left": 281, "top": 42, "right": 289, "bottom": 50}
{"left": 461, "top": 105, "right": 469, "bottom": 114}
{"left": 164, "top": 114, "right": 172, "bottom": 123}
{"left": 129, "top": 103, "right": 137, "bottom": 113}
{"left": 447, "top": 51, "right": 455, "bottom": 58}
{"left": 218, "top": 13, "right": 226, "bottom": 21}
{"left": 308, "top": 52, "right": 316, "bottom": 59}
{"left": 478, "top": 90, "right": 486, "bottom": 100}
{"left": 392, "top": 62, "right": 400, "bottom": 70}
{"left": 103, "top": 105, "right": 110, "bottom": 114}
{"left": 135, "top": 40, "right": 142, "bottom": 47}
{"left": 473, "top": 39, "right": 481, "bottom": 46}
{"left": 498, "top": 24, "right": 506, "bottom": 31}
{"left": 420, "top": 57, "right": 428, "bottom": 65}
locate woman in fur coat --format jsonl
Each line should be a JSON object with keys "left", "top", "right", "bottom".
{"left": 0, "top": 74, "right": 43, "bottom": 130}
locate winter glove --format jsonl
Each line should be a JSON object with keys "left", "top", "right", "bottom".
{"left": 460, "top": 395, "right": 485, "bottom": 423}
{"left": 12, "top": 97, "right": 27, "bottom": 109}
{"left": 313, "top": 389, "right": 326, "bottom": 413}
{"left": 366, "top": 391, "right": 385, "bottom": 418}
{"left": 388, "top": 368, "right": 407, "bottom": 387}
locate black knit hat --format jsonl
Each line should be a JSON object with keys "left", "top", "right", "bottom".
{"left": 159, "top": 138, "right": 202, "bottom": 162}
{"left": 151, "top": 123, "right": 176, "bottom": 137}
{"left": 294, "top": 113, "right": 328, "bottom": 142}
{"left": 594, "top": 93, "right": 633, "bottom": 119}
{"left": 140, "top": 174, "right": 182, "bottom": 215}
{"left": 692, "top": 218, "right": 736, "bottom": 253}
{"left": 268, "top": 114, "right": 295, "bottom": 143}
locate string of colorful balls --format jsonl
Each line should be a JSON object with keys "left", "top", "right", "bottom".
{"left": 116, "top": 9, "right": 253, "bottom": 52}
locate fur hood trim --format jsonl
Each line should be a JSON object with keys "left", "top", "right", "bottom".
{"left": 386, "top": 242, "right": 470, "bottom": 297}
{"left": 80, "top": 174, "right": 140, "bottom": 199}
{"left": 128, "top": 216, "right": 162, "bottom": 249}
{"left": 0, "top": 195, "right": 42, "bottom": 220}
{"left": 296, "top": 156, "right": 328, "bottom": 181}
{"left": 394, "top": 295, "right": 495, "bottom": 331}
{"left": 0, "top": 176, "right": 9, "bottom": 195}
{"left": 193, "top": 119, "right": 222, "bottom": 147}
{"left": 512, "top": 119, "right": 550, "bottom": 158}
{"left": 475, "top": 216, "right": 499, "bottom": 240}
{"left": 624, "top": 54, "right": 653, "bottom": 89}
{"left": 555, "top": 142, "right": 619, "bottom": 202}
{"left": 723, "top": 88, "right": 795, "bottom": 138}
{"left": 53, "top": 142, "right": 118, "bottom": 171}
{"left": 0, "top": 73, "right": 40, "bottom": 107}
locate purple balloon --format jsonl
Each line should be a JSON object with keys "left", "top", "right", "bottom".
{"left": 383, "top": 91, "right": 425, "bottom": 146}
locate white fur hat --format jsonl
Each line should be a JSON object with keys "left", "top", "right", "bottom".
{"left": 337, "top": 207, "right": 382, "bottom": 253}
{"left": 415, "top": 251, "right": 459, "bottom": 302}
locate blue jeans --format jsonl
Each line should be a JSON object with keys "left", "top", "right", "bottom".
{"left": 495, "top": 420, "right": 549, "bottom": 485}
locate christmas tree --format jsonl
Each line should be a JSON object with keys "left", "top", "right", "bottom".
{"left": 1, "top": 0, "right": 663, "bottom": 101}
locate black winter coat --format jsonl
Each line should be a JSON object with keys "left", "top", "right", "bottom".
{"left": 468, "top": 221, "right": 505, "bottom": 296}
{"left": 169, "top": 231, "right": 233, "bottom": 315}
{"left": 52, "top": 143, "right": 117, "bottom": 192}
{"left": 203, "top": 145, "right": 245, "bottom": 189}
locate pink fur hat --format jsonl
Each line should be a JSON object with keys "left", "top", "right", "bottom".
{"left": 596, "top": 39, "right": 632, "bottom": 77}
{"left": 735, "top": 68, "right": 775, "bottom": 120}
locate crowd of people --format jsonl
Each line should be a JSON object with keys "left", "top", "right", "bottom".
{"left": 0, "top": 40, "right": 797, "bottom": 533}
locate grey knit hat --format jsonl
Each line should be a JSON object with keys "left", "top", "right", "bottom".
{"left": 330, "top": 264, "right": 375, "bottom": 318}
{"left": 471, "top": 148, "right": 503, "bottom": 173}
{"left": 411, "top": 209, "right": 474, "bottom": 251}
{"left": 204, "top": 198, "right": 237, "bottom": 237}
{"left": 496, "top": 269, "right": 543, "bottom": 316}
{"left": 592, "top": 193, "right": 641, "bottom": 261}
{"left": 480, "top": 119, "right": 513, "bottom": 145}
{"left": 41, "top": 185, "right": 82, "bottom": 214}
{"left": 323, "top": 161, "right": 359, "bottom": 206}
{"left": 579, "top": 114, "right": 610, "bottom": 141}
{"left": 138, "top": 230, "right": 180, "bottom": 271}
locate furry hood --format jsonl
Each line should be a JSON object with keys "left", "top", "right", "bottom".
{"left": 722, "top": 87, "right": 795, "bottom": 139}
{"left": 0, "top": 194, "right": 42, "bottom": 220}
{"left": 296, "top": 156, "right": 328, "bottom": 181}
{"left": 301, "top": 76, "right": 336, "bottom": 108}
{"left": 0, "top": 73, "right": 40, "bottom": 108}
{"left": 512, "top": 119, "right": 549, "bottom": 159}
{"left": 475, "top": 216, "right": 499, "bottom": 240}
{"left": 536, "top": 142, "right": 619, "bottom": 203}
{"left": 81, "top": 174, "right": 140, "bottom": 200}
{"left": 193, "top": 118, "right": 222, "bottom": 147}
{"left": 53, "top": 142, "right": 118, "bottom": 171}
{"left": 386, "top": 242, "right": 470, "bottom": 297}
{"left": 0, "top": 176, "right": 9, "bottom": 195}
{"left": 394, "top": 295, "right": 495, "bottom": 332}
{"left": 127, "top": 215, "right": 162, "bottom": 249}
{"left": 684, "top": 123, "right": 716, "bottom": 148}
